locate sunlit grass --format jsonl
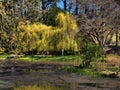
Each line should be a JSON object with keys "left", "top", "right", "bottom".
{"left": 0, "top": 55, "right": 82, "bottom": 65}
{"left": 18, "top": 55, "right": 82, "bottom": 66}
{"left": 18, "top": 55, "right": 81, "bottom": 61}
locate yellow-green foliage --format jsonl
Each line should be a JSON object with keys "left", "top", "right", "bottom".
{"left": 18, "top": 12, "right": 79, "bottom": 54}
{"left": 18, "top": 21, "right": 55, "bottom": 52}
{"left": 56, "top": 12, "right": 79, "bottom": 52}
{"left": 56, "top": 12, "right": 78, "bottom": 33}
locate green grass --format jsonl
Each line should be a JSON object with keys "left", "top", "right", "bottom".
{"left": 0, "top": 55, "right": 81, "bottom": 60}
{"left": 18, "top": 55, "right": 82, "bottom": 65}
{"left": 0, "top": 55, "right": 82, "bottom": 65}
{"left": 18, "top": 55, "right": 81, "bottom": 61}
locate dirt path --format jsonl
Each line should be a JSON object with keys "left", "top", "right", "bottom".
{"left": 0, "top": 60, "right": 120, "bottom": 90}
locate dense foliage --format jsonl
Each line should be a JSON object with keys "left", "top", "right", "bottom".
{"left": 80, "top": 43, "right": 105, "bottom": 67}
{"left": 0, "top": 11, "right": 79, "bottom": 55}
{"left": 0, "top": 0, "right": 120, "bottom": 56}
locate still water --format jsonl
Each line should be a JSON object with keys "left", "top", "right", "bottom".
{"left": 14, "top": 84, "right": 65, "bottom": 90}
{"left": 0, "top": 68, "right": 120, "bottom": 90}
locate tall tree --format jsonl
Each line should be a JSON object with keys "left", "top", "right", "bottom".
{"left": 0, "top": 0, "right": 20, "bottom": 53}
{"left": 45, "top": 4, "right": 63, "bottom": 26}
{"left": 40, "top": 0, "right": 59, "bottom": 23}
{"left": 76, "top": 0, "right": 120, "bottom": 51}
{"left": 56, "top": 12, "right": 79, "bottom": 55}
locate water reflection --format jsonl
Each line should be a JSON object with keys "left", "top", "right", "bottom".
{"left": 14, "top": 84, "right": 65, "bottom": 90}
{"left": 0, "top": 66, "right": 120, "bottom": 90}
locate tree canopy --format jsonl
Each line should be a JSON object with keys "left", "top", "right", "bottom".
{"left": 0, "top": 0, "right": 120, "bottom": 55}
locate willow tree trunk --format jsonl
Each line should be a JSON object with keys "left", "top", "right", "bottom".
{"left": 62, "top": 49, "right": 64, "bottom": 56}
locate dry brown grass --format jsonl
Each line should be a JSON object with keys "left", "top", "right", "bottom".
{"left": 107, "top": 54, "right": 120, "bottom": 67}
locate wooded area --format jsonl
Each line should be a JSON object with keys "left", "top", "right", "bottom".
{"left": 0, "top": 1, "right": 120, "bottom": 89}
{"left": 0, "top": 0, "right": 120, "bottom": 55}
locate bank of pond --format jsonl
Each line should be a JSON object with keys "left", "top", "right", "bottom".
{"left": 0, "top": 54, "right": 120, "bottom": 90}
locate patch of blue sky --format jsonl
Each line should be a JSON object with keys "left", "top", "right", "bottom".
{"left": 56, "top": 0, "right": 76, "bottom": 13}
{"left": 56, "top": 0, "right": 64, "bottom": 10}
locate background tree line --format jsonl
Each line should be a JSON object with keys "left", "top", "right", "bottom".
{"left": 0, "top": 0, "right": 120, "bottom": 55}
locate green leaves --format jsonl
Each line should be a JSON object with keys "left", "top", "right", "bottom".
{"left": 81, "top": 43, "right": 104, "bottom": 60}
{"left": 80, "top": 43, "right": 105, "bottom": 67}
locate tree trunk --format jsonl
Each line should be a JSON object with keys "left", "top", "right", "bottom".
{"left": 116, "top": 29, "right": 119, "bottom": 47}
{"left": 64, "top": 0, "right": 67, "bottom": 10}
{"left": 42, "top": 0, "right": 46, "bottom": 10}
{"left": 62, "top": 49, "right": 64, "bottom": 56}
{"left": 116, "top": 29, "right": 119, "bottom": 52}
{"left": 75, "top": 0, "right": 78, "bottom": 15}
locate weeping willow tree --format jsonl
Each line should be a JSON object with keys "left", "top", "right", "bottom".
{"left": 18, "top": 12, "right": 79, "bottom": 55}
{"left": 18, "top": 21, "right": 39, "bottom": 53}
{"left": 35, "top": 23, "right": 54, "bottom": 52}
{"left": 18, "top": 21, "right": 55, "bottom": 54}
{"left": 56, "top": 12, "right": 79, "bottom": 55}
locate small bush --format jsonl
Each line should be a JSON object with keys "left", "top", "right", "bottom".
{"left": 80, "top": 43, "right": 105, "bottom": 67}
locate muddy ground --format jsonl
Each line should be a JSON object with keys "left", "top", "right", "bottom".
{"left": 0, "top": 60, "right": 120, "bottom": 90}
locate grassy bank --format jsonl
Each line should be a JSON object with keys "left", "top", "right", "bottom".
{"left": 0, "top": 54, "right": 119, "bottom": 78}
{"left": 0, "top": 55, "right": 82, "bottom": 65}
{"left": 63, "top": 66, "right": 103, "bottom": 77}
{"left": 63, "top": 65, "right": 119, "bottom": 78}
{"left": 61, "top": 54, "right": 119, "bottom": 77}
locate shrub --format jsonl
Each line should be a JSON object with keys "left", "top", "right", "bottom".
{"left": 80, "top": 43, "right": 105, "bottom": 67}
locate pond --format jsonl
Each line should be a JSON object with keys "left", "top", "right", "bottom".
{"left": 14, "top": 84, "right": 65, "bottom": 90}
{"left": 0, "top": 64, "right": 120, "bottom": 90}
{"left": 0, "top": 71, "right": 78, "bottom": 90}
